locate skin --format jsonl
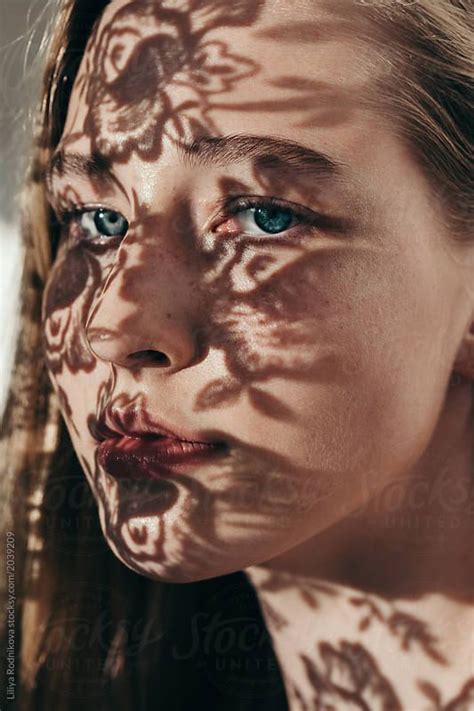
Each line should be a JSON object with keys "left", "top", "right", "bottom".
{"left": 42, "top": 0, "right": 474, "bottom": 707}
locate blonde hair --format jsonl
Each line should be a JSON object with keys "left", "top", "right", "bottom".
{"left": 364, "top": 0, "right": 473, "bottom": 237}
{"left": 1, "top": 1, "right": 472, "bottom": 709}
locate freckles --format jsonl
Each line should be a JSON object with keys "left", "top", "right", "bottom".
{"left": 42, "top": 1, "right": 391, "bottom": 584}
{"left": 217, "top": 248, "right": 301, "bottom": 294}
{"left": 208, "top": 249, "right": 341, "bottom": 375}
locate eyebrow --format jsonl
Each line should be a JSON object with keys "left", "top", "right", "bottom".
{"left": 45, "top": 133, "right": 346, "bottom": 195}
{"left": 46, "top": 150, "right": 115, "bottom": 189}
{"left": 178, "top": 134, "right": 346, "bottom": 178}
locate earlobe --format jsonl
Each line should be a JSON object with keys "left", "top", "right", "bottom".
{"left": 452, "top": 321, "right": 474, "bottom": 380}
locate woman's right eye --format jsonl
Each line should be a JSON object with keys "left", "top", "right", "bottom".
{"left": 65, "top": 207, "right": 129, "bottom": 243}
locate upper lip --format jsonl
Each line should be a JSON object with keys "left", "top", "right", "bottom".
{"left": 90, "top": 404, "right": 224, "bottom": 446}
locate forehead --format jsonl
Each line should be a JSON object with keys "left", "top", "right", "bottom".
{"left": 61, "top": 0, "right": 383, "bottom": 164}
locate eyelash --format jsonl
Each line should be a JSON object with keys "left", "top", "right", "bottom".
{"left": 212, "top": 195, "right": 322, "bottom": 234}
{"left": 55, "top": 205, "right": 128, "bottom": 247}
{"left": 55, "top": 195, "right": 331, "bottom": 243}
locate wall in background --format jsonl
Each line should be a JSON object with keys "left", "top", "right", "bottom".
{"left": 0, "top": 1, "right": 55, "bottom": 416}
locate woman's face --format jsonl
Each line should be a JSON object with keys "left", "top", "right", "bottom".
{"left": 43, "top": 0, "right": 471, "bottom": 582}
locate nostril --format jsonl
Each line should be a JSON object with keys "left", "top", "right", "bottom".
{"left": 126, "top": 350, "right": 171, "bottom": 367}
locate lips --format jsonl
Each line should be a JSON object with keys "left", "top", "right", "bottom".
{"left": 88, "top": 401, "right": 220, "bottom": 443}
{"left": 98, "top": 435, "right": 227, "bottom": 480}
{"left": 92, "top": 404, "right": 229, "bottom": 481}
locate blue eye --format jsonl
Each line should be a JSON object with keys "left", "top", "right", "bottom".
{"left": 92, "top": 208, "right": 128, "bottom": 237}
{"left": 253, "top": 206, "right": 294, "bottom": 234}
{"left": 220, "top": 198, "right": 306, "bottom": 237}
{"left": 78, "top": 208, "right": 128, "bottom": 240}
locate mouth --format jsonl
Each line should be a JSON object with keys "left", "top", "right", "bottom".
{"left": 97, "top": 435, "right": 229, "bottom": 481}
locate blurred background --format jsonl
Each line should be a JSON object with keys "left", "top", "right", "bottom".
{"left": 0, "top": 0, "right": 55, "bottom": 417}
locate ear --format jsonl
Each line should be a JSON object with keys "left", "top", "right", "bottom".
{"left": 452, "top": 319, "right": 474, "bottom": 380}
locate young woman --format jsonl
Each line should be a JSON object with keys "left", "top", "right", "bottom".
{"left": 1, "top": 0, "right": 473, "bottom": 709}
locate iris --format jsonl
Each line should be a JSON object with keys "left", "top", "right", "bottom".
{"left": 94, "top": 209, "right": 128, "bottom": 237}
{"left": 253, "top": 206, "right": 293, "bottom": 234}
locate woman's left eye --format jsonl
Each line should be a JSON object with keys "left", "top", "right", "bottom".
{"left": 214, "top": 199, "right": 311, "bottom": 237}
{"left": 77, "top": 208, "right": 128, "bottom": 239}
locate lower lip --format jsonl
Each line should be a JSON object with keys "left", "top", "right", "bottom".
{"left": 97, "top": 436, "right": 228, "bottom": 480}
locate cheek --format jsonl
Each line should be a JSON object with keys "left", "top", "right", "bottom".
{"left": 43, "top": 247, "right": 98, "bottom": 375}
{"left": 43, "top": 240, "right": 122, "bottom": 373}
{"left": 222, "top": 246, "right": 448, "bottom": 481}
{"left": 209, "top": 248, "right": 350, "bottom": 375}
{"left": 210, "top": 247, "right": 394, "bottom": 382}
{"left": 43, "top": 246, "right": 115, "bottom": 442}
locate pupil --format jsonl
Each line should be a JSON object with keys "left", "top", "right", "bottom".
{"left": 254, "top": 207, "right": 293, "bottom": 234}
{"left": 94, "top": 209, "right": 128, "bottom": 237}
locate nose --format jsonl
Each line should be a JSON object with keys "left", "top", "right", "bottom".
{"left": 85, "top": 244, "right": 204, "bottom": 372}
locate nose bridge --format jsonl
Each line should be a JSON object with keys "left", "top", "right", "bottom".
{"left": 85, "top": 223, "right": 204, "bottom": 370}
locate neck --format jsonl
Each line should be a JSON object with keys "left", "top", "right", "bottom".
{"left": 245, "top": 376, "right": 474, "bottom": 710}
